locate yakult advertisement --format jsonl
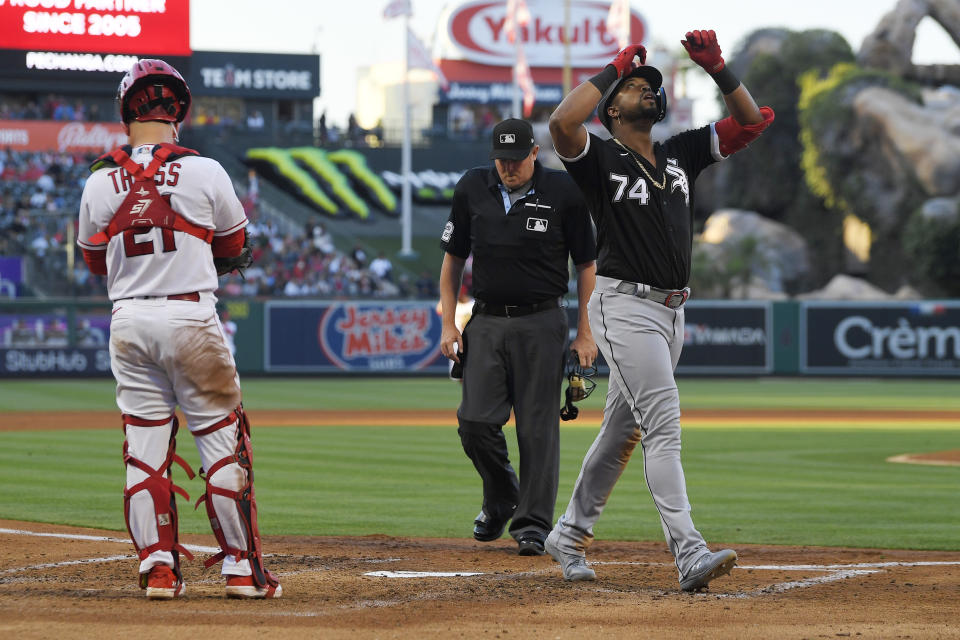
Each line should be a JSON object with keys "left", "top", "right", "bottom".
{"left": 802, "top": 302, "right": 960, "bottom": 375}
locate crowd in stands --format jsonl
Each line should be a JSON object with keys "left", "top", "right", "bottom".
{"left": 0, "top": 150, "right": 439, "bottom": 301}
{"left": 217, "top": 213, "right": 438, "bottom": 299}
{"left": 0, "top": 95, "right": 105, "bottom": 121}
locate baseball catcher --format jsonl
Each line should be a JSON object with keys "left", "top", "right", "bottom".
{"left": 77, "top": 58, "right": 281, "bottom": 600}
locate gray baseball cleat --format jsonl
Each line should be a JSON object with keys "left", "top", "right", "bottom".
{"left": 680, "top": 549, "right": 737, "bottom": 592}
{"left": 545, "top": 530, "right": 596, "bottom": 581}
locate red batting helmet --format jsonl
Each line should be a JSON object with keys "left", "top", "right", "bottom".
{"left": 118, "top": 58, "right": 191, "bottom": 124}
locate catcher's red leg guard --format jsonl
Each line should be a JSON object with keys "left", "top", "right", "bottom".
{"left": 122, "top": 413, "right": 196, "bottom": 589}
{"left": 194, "top": 405, "right": 280, "bottom": 598}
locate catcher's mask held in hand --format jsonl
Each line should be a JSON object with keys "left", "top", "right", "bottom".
{"left": 560, "top": 351, "right": 597, "bottom": 421}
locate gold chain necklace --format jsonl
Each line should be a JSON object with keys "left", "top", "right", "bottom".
{"left": 613, "top": 138, "right": 666, "bottom": 190}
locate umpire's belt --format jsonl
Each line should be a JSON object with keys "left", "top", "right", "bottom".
{"left": 611, "top": 279, "right": 690, "bottom": 309}
{"left": 473, "top": 297, "right": 559, "bottom": 318}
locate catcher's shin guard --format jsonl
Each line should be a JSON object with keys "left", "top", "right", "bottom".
{"left": 122, "top": 414, "right": 196, "bottom": 588}
{"left": 194, "top": 405, "right": 280, "bottom": 596}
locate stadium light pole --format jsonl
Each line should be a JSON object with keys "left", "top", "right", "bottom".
{"left": 399, "top": 11, "right": 416, "bottom": 258}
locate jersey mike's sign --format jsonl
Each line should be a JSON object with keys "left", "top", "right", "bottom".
{"left": 444, "top": 0, "right": 646, "bottom": 67}
{"left": 0, "top": 0, "right": 190, "bottom": 55}
{"left": 265, "top": 301, "right": 446, "bottom": 373}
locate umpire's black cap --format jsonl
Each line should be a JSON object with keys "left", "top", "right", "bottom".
{"left": 489, "top": 118, "right": 536, "bottom": 161}
{"left": 597, "top": 65, "right": 663, "bottom": 132}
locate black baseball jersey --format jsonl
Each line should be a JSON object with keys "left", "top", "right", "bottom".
{"left": 559, "top": 126, "right": 721, "bottom": 290}
{"left": 441, "top": 161, "right": 596, "bottom": 305}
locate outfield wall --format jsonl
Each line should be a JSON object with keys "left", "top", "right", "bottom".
{"left": 0, "top": 298, "right": 958, "bottom": 377}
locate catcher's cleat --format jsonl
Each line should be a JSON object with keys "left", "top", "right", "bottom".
{"left": 144, "top": 565, "right": 185, "bottom": 600}
{"left": 226, "top": 574, "right": 283, "bottom": 599}
{"left": 680, "top": 549, "right": 737, "bottom": 592}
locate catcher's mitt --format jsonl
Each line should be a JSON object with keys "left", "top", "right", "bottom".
{"left": 214, "top": 231, "right": 253, "bottom": 277}
{"left": 560, "top": 350, "right": 597, "bottom": 421}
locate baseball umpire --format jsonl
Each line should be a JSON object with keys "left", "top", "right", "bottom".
{"left": 439, "top": 118, "right": 597, "bottom": 556}
{"left": 543, "top": 31, "right": 774, "bottom": 590}
{"left": 77, "top": 59, "right": 280, "bottom": 600}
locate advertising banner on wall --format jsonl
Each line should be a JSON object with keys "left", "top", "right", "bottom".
{"left": 0, "top": 49, "right": 191, "bottom": 94}
{"left": 679, "top": 302, "right": 772, "bottom": 374}
{"left": 0, "top": 0, "right": 190, "bottom": 55}
{"left": 802, "top": 302, "right": 960, "bottom": 375}
{"left": 265, "top": 301, "right": 446, "bottom": 373}
{"left": 0, "top": 119, "right": 126, "bottom": 152}
{"left": 568, "top": 300, "right": 773, "bottom": 376}
{"left": 441, "top": 0, "right": 645, "bottom": 68}
{"left": 0, "top": 311, "right": 111, "bottom": 376}
{"left": 187, "top": 51, "right": 321, "bottom": 99}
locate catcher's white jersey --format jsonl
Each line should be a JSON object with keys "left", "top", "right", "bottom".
{"left": 78, "top": 144, "right": 247, "bottom": 300}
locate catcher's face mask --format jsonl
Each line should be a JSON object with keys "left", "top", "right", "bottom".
{"left": 560, "top": 351, "right": 597, "bottom": 421}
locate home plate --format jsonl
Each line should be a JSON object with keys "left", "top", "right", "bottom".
{"left": 364, "top": 570, "right": 485, "bottom": 578}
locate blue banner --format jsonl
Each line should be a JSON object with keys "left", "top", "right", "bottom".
{"left": 0, "top": 347, "right": 111, "bottom": 376}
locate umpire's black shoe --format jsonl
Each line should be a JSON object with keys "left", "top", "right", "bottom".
{"left": 517, "top": 535, "right": 545, "bottom": 556}
{"left": 473, "top": 511, "right": 510, "bottom": 542}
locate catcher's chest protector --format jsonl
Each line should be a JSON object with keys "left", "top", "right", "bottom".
{"left": 87, "top": 144, "right": 213, "bottom": 246}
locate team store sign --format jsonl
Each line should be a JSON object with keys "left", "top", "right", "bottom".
{"left": 0, "top": 0, "right": 190, "bottom": 55}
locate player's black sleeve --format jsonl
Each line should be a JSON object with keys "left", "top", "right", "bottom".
{"left": 557, "top": 133, "right": 606, "bottom": 218}
{"left": 667, "top": 125, "right": 719, "bottom": 183}
{"left": 440, "top": 171, "right": 474, "bottom": 259}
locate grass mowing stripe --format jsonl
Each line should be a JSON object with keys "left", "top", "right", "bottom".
{"left": 4, "top": 378, "right": 960, "bottom": 412}
{"left": 2, "top": 424, "right": 958, "bottom": 549}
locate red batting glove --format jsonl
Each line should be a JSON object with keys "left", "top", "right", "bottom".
{"left": 681, "top": 29, "right": 725, "bottom": 73}
{"left": 609, "top": 44, "right": 647, "bottom": 78}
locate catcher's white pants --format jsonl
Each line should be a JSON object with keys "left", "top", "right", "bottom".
{"left": 111, "top": 296, "right": 252, "bottom": 576}
{"left": 552, "top": 279, "right": 711, "bottom": 577}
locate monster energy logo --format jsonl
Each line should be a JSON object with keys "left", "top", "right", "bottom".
{"left": 245, "top": 147, "right": 463, "bottom": 218}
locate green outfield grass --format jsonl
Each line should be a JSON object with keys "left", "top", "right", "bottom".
{"left": 4, "top": 377, "right": 960, "bottom": 412}
{"left": 1, "top": 378, "right": 958, "bottom": 550}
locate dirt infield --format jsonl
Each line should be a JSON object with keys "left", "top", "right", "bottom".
{"left": 2, "top": 519, "right": 959, "bottom": 639}
{"left": 3, "top": 409, "right": 959, "bottom": 637}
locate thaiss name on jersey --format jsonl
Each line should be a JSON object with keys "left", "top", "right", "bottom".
{"left": 608, "top": 157, "right": 690, "bottom": 207}
{"left": 107, "top": 163, "right": 182, "bottom": 195}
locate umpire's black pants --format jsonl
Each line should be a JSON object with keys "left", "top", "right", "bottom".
{"left": 457, "top": 306, "right": 567, "bottom": 542}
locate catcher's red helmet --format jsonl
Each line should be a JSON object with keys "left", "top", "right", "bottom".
{"left": 118, "top": 59, "right": 191, "bottom": 124}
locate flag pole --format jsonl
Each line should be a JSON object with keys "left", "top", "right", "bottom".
{"left": 512, "top": 37, "right": 521, "bottom": 118}
{"left": 400, "top": 16, "right": 415, "bottom": 257}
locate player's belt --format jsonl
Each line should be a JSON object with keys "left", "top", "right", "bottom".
{"left": 613, "top": 280, "right": 690, "bottom": 309}
{"left": 117, "top": 291, "right": 201, "bottom": 302}
{"left": 473, "top": 297, "right": 559, "bottom": 318}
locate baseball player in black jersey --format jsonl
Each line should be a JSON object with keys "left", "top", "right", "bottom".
{"left": 543, "top": 31, "right": 774, "bottom": 590}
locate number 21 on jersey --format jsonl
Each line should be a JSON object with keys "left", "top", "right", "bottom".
{"left": 608, "top": 173, "right": 649, "bottom": 205}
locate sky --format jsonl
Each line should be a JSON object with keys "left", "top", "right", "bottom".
{"left": 191, "top": 0, "right": 960, "bottom": 127}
